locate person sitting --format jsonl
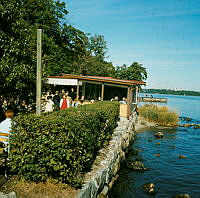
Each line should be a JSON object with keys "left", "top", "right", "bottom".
{"left": 80, "top": 99, "right": 84, "bottom": 105}
{"left": 74, "top": 99, "right": 80, "bottom": 107}
{"left": 0, "top": 110, "right": 14, "bottom": 150}
{"left": 75, "top": 99, "right": 84, "bottom": 107}
{"left": 111, "top": 96, "right": 119, "bottom": 101}
{"left": 120, "top": 97, "right": 127, "bottom": 104}
{"left": 90, "top": 99, "right": 95, "bottom": 104}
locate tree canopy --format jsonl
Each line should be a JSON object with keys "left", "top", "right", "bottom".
{"left": 115, "top": 62, "right": 147, "bottom": 81}
{"left": 0, "top": 0, "right": 147, "bottom": 101}
{"left": 87, "top": 34, "right": 107, "bottom": 60}
{"left": 0, "top": 0, "right": 71, "bottom": 99}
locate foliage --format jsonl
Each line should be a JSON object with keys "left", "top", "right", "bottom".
{"left": 71, "top": 33, "right": 114, "bottom": 76}
{"left": 43, "top": 24, "right": 89, "bottom": 76}
{"left": 0, "top": 0, "right": 147, "bottom": 101}
{"left": 115, "top": 62, "right": 147, "bottom": 81}
{"left": 9, "top": 101, "right": 119, "bottom": 187}
{"left": 141, "top": 89, "right": 200, "bottom": 97}
{"left": 139, "top": 104, "right": 179, "bottom": 126}
{"left": 87, "top": 34, "right": 108, "bottom": 60}
{"left": 0, "top": 0, "right": 88, "bottom": 100}
{"left": 72, "top": 54, "right": 115, "bottom": 76}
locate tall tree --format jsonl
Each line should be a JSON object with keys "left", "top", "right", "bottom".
{"left": 87, "top": 34, "right": 107, "bottom": 60}
{"left": 0, "top": 0, "right": 88, "bottom": 99}
{"left": 71, "top": 33, "right": 114, "bottom": 76}
{"left": 43, "top": 24, "right": 88, "bottom": 76}
{"left": 115, "top": 62, "right": 147, "bottom": 81}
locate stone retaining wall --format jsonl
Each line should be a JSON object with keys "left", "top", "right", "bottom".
{"left": 76, "top": 113, "right": 137, "bottom": 198}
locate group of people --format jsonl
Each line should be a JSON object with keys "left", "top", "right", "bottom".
{"left": 43, "top": 88, "right": 81, "bottom": 113}
{"left": 0, "top": 88, "right": 79, "bottom": 151}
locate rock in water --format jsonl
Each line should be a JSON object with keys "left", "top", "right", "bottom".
{"left": 183, "top": 124, "right": 194, "bottom": 128}
{"left": 194, "top": 124, "right": 200, "bottom": 129}
{"left": 127, "top": 160, "right": 148, "bottom": 171}
{"left": 179, "top": 155, "right": 187, "bottom": 159}
{"left": 143, "top": 183, "right": 156, "bottom": 195}
{"left": 154, "top": 132, "right": 164, "bottom": 138}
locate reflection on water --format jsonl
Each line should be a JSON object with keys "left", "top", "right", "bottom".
{"left": 109, "top": 95, "right": 200, "bottom": 198}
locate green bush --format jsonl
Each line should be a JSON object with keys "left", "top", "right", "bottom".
{"left": 9, "top": 101, "right": 119, "bottom": 187}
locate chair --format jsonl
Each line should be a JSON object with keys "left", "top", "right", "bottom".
{"left": 0, "top": 132, "right": 9, "bottom": 178}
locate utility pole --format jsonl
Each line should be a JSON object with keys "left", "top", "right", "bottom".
{"left": 36, "top": 29, "right": 42, "bottom": 115}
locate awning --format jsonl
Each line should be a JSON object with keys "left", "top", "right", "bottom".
{"left": 47, "top": 78, "right": 82, "bottom": 86}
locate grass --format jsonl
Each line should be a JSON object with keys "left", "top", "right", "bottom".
{"left": 0, "top": 176, "right": 78, "bottom": 198}
{"left": 139, "top": 104, "right": 179, "bottom": 126}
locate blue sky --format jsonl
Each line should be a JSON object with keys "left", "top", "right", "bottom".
{"left": 63, "top": 0, "right": 200, "bottom": 91}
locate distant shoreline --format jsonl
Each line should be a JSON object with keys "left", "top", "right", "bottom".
{"left": 141, "top": 89, "right": 200, "bottom": 97}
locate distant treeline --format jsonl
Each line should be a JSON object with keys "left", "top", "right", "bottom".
{"left": 141, "top": 89, "right": 200, "bottom": 96}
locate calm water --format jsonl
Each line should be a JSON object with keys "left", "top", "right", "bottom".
{"left": 109, "top": 94, "right": 200, "bottom": 198}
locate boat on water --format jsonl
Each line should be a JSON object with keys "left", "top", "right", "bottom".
{"left": 139, "top": 96, "right": 168, "bottom": 103}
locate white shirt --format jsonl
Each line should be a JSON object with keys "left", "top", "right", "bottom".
{"left": 44, "top": 100, "right": 54, "bottom": 112}
{"left": 0, "top": 118, "right": 12, "bottom": 144}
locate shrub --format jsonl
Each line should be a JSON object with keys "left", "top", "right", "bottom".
{"left": 139, "top": 104, "right": 179, "bottom": 126}
{"left": 9, "top": 101, "right": 119, "bottom": 187}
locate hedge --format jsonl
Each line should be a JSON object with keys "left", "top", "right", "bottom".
{"left": 9, "top": 101, "right": 119, "bottom": 187}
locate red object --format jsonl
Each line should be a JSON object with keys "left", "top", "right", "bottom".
{"left": 60, "top": 98, "right": 67, "bottom": 110}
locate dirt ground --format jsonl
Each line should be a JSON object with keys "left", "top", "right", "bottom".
{"left": 0, "top": 175, "right": 78, "bottom": 198}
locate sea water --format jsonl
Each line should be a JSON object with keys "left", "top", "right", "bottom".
{"left": 109, "top": 94, "right": 200, "bottom": 198}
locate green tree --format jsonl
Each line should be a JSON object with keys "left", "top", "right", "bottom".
{"left": 0, "top": 0, "right": 88, "bottom": 100}
{"left": 70, "top": 52, "right": 114, "bottom": 77}
{"left": 87, "top": 34, "right": 107, "bottom": 60}
{"left": 115, "top": 62, "right": 147, "bottom": 81}
{"left": 71, "top": 33, "right": 114, "bottom": 77}
{"left": 44, "top": 24, "right": 88, "bottom": 76}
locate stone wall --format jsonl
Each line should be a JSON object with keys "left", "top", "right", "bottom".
{"left": 76, "top": 113, "right": 137, "bottom": 198}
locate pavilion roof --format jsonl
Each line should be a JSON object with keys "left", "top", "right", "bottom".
{"left": 48, "top": 74, "right": 146, "bottom": 86}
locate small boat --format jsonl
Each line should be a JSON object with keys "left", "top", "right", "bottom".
{"left": 139, "top": 97, "right": 168, "bottom": 103}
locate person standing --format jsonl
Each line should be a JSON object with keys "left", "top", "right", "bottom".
{"left": 69, "top": 88, "right": 76, "bottom": 107}
{"left": 59, "top": 89, "right": 65, "bottom": 100}
{"left": 60, "top": 95, "right": 69, "bottom": 110}
{"left": 44, "top": 96, "right": 54, "bottom": 112}
{"left": 53, "top": 91, "right": 60, "bottom": 111}
{"left": 135, "top": 105, "right": 139, "bottom": 123}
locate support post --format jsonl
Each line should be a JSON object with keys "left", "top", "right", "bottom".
{"left": 76, "top": 80, "right": 80, "bottom": 100}
{"left": 135, "top": 86, "right": 138, "bottom": 104}
{"left": 81, "top": 82, "right": 85, "bottom": 100}
{"left": 36, "top": 29, "right": 42, "bottom": 115}
{"left": 101, "top": 83, "right": 104, "bottom": 101}
{"left": 127, "top": 87, "right": 133, "bottom": 119}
